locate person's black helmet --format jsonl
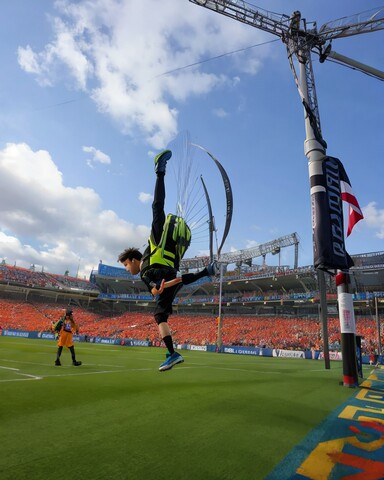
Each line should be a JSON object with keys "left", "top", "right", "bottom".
{"left": 66, "top": 308, "right": 73, "bottom": 316}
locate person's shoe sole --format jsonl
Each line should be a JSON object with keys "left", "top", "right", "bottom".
{"left": 159, "top": 356, "right": 184, "bottom": 372}
{"left": 154, "top": 150, "right": 172, "bottom": 173}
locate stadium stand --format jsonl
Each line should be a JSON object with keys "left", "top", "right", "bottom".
{"left": 0, "top": 264, "right": 100, "bottom": 293}
{"left": 0, "top": 249, "right": 383, "bottom": 355}
{"left": 0, "top": 297, "right": 382, "bottom": 356}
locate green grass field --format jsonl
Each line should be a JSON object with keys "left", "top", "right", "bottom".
{"left": 0, "top": 336, "right": 359, "bottom": 480}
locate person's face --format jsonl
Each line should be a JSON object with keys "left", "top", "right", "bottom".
{"left": 123, "top": 258, "right": 140, "bottom": 275}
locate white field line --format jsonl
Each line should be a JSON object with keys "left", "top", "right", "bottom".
{"left": 0, "top": 358, "right": 125, "bottom": 368}
{"left": 1, "top": 352, "right": 336, "bottom": 380}
{"left": 17, "top": 372, "right": 43, "bottom": 379}
{"left": 42, "top": 368, "right": 152, "bottom": 378}
{"left": 0, "top": 361, "right": 284, "bottom": 381}
{"left": 0, "top": 359, "right": 131, "bottom": 382}
{"left": 0, "top": 365, "right": 42, "bottom": 382}
{"left": 0, "top": 358, "right": 62, "bottom": 368}
{"left": 0, "top": 365, "right": 152, "bottom": 381}
{"left": 0, "top": 341, "right": 123, "bottom": 352}
{"left": 0, "top": 377, "right": 42, "bottom": 383}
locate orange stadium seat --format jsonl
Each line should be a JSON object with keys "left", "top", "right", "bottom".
{"left": 0, "top": 298, "right": 382, "bottom": 355}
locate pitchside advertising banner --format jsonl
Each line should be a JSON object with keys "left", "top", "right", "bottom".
{"left": 0, "top": 331, "right": 367, "bottom": 365}
{"left": 1, "top": 329, "right": 84, "bottom": 342}
{"left": 2, "top": 329, "right": 31, "bottom": 338}
{"left": 222, "top": 346, "right": 307, "bottom": 358}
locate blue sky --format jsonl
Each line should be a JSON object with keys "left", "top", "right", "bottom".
{"left": 0, "top": 0, "right": 383, "bottom": 278}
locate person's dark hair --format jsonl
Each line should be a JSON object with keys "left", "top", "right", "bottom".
{"left": 66, "top": 309, "right": 73, "bottom": 316}
{"left": 118, "top": 248, "right": 143, "bottom": 263}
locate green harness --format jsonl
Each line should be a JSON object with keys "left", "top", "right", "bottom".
{"left": 149, "top": 214, "right": 191, "bottom": 270}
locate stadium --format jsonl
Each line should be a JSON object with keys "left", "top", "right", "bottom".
{"left": 1, "top": 236, "right": 384, "bottom": 479}
{"left": 1, "top": 2, "right": 384, "bottom": 477}
{"left": 1, "top": 234, "right": 383, "bottom": 353}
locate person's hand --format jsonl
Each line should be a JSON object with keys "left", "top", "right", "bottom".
{"left": 151, "top": 279, "right": 165, "bottom": 296}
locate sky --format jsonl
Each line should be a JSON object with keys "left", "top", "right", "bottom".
{"left": 0, "top": 0, "right": 383, "bottom": 279}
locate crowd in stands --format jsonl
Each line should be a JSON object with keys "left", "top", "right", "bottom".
{"left": 0, "top": 299, "right": 382, "bottom": 355}
{"left": 0, "top": 264, "right": 99, "bottom": 292}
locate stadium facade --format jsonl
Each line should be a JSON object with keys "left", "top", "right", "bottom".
{"left": 1, "top": 242, "right": 384, "bottom": 317}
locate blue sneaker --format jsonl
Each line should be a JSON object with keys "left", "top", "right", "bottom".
{"left": 154, "top": 150, "right": 172, "bottom": 174}
{"left": 207, "top": 261, "right": 218, "bottom": 277}
{"left": 159, "top": 351, "right": 184, "bottom": 371}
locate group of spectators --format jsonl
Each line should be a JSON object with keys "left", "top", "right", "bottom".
{"left": 0, "top": 299, "right": 382, "bottom": 354}
{"left": 0, "top": 264, "right": 99, "bottom": 292}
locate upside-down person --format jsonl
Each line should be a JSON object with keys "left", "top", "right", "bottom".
{"left": 53, "top": 309, "right": 82, "bottom": 366}
{"left": 118, "top": 150, "right": 217, "bottom": 371}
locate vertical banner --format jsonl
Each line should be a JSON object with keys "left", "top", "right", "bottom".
{"left": 310, "top": 156, "right": 353, "bottom": 272}
{"left": 338, "top": 292, "right": 356, "bottom": 333}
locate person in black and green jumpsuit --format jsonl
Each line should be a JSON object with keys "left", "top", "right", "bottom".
{"left": 118, "top": 150, "right": 217, "bottom": 371}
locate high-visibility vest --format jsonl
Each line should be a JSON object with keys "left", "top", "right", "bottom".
{"left": 148, "top": 214, "right": 191, "bottom": 270}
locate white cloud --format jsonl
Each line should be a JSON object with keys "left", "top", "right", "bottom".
{"left": 17, "top": 45, "right": 42, "bottom": 76}
{"left": 212, "top": 107, "right": 228, "bottom": 118}
{"left": 0, "top": 143, "right": 149, "bottom": 276}
{"left": 17, "top": 0, "right": 269, "bottom": 148}
{"left": 245, "top": 240, "right": 260, "bottom": 249}
{"left": 362, "top": 202, "right": 384, "bottom": 238}
{"left": 138, "top": 192, "right": 153, "bottom": 204}
{"left": 82, "top": 145, "right": 111, "bottom": 168}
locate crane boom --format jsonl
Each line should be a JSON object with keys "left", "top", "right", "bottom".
{"left": 319, "top": 6, "right": 384, "bottom": 41}
{"left": 190, "top": 1, "right": 384, "bottom": 48}
{"left": 189, "top": 0, "right": 384, "bottom": 139}
{"left": 188, "top": 0, "right": 290, "bottom": 38}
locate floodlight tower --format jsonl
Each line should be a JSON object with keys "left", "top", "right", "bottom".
{"left": 189, "top": 0, "right": 384, "bottom": 386}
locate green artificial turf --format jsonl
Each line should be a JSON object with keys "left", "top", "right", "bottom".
{"left": 0, "top": 336, "right": 356, "bottom": 480}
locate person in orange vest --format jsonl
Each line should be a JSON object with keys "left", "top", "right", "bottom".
{"left": 53, "top": 309, "right": 82, "bottom": 366}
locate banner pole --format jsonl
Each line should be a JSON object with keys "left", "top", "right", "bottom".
{"left": 318, "top": 269, "right": 330, "bottom": 369}
{"left": 336, "top": 272, "right": 358, "bottom": 387}
{"left": 376, "top": 296, "right": 382, "bottom": 357}
{"left": 216, "top": 263, "right": 224, "bottom": 351}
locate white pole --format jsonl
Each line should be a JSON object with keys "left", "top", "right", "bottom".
{"left": 376, "top": 296, "right": 382, "bottom": 356}
{"left": 299, "top": 61, "right": 330, "bottom": 369}
{"left": 326, "top": 51, "right": 384, "bottom": 81}
{"left": 216, "top": 263, "right": 224, "bottom": 350}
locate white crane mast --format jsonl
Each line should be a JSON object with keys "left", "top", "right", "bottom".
{"left": 189, "top": 1, "right": 384, "bottom": 134}
{"left": 189, "top": 0, "right": 384, "bottom": 379}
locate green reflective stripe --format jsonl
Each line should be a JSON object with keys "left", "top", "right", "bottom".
{"left": 148, "top": 214, "right": 191, "bottom": 268}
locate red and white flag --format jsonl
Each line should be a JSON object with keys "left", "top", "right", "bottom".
{"left": 339, "top": 164, "right": 364, "bottom": 237}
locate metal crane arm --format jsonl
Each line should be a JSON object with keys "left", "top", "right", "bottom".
{"left": 322, "top": 49, "right": 384, "bottom": 81}
{"left": 318, "top": 6, "right": 384, "bottom": 41}
{"left": 180, "top": 233, "right": 299, "bottom": 269}
{"left": 219, "top": 233, "right": 299, "bottom": 266}
{"left": 188, "top": 0, "right": 291, "bottom": 38}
